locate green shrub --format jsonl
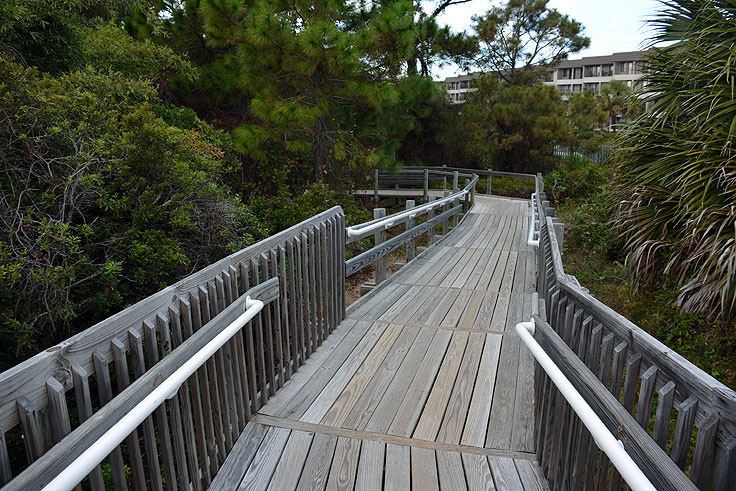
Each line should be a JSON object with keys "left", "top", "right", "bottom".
{"left": 0, "top": 56, "right": 265, "bottom": 365}
{"left": 545, "top": 155, "right": 611, "bottom": 205}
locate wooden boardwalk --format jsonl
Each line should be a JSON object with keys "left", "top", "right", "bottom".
{"left": 212, "top": 196, "right": 547, "bottom": 490}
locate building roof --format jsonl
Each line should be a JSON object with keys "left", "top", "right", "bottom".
{"left": 442, "top": 72, "right": 484, "bottom": 82}
{"left": 554, "top": 50, "right": 648, "bottom": 69}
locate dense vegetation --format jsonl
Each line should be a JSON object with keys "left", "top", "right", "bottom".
{"left": 615, "top": 0, "right": 736, "bottom": 319}
{"left": 1, "top": 0, "right": 733, "bottom": 391}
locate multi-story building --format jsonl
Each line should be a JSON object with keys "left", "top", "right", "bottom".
{"left": 544, "top": 50, "right": 647, "bottom": 96}
{"left": 442, "top": 50, "right": 647, "bottom": 103}
{"left": 443, "top": 72, "right": 483, "bottom": 103}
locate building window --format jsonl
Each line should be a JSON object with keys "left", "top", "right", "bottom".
{"left": 545, "top": 70, "right": 554, "bottom": 82}
{"left": 558, "top": 85, "right": 572, "bottom": 93}
{"left": 601, "top": 64, "right": 613, "bottom": 76}
{"left": 615, "top": 61, "right": 633, "bottom": 74}
{"left": 584, "top": 65, "right": 601, "bottom": 77}
{"left": 572, "top": 84, "right": 582, "bottom": 93}
{"left": 459, "top": 80, "right": 469, "bottom": 89}
{"left": 573, "top": 67, "right": 583, "bottom": 79}
{"left": 558, "top": 68, "right": 572, "bottom": 79}
{"left": 584, "top": 82, "right": 599, "bottom": 92}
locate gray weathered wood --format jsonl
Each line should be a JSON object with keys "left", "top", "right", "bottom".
{"left": 653, "top": 381, "right": 676, "bottom": 449}
{"left": 0, "top": 427, "right": 10, "bottom": 486}
{"left": 671, "top": 396, "right": 698, "bottom": 469}
{"left": 92, "top": 352, "right": 127, "bottom": 490}
{"left": 689, "top": 413, "right": 718, "bottom": 488}
{"left": 4, "top": 279, "right": 279, "bottom": 491}
{"left": 406, "top": 200, "right": 416, "bottom": 263}
{"left": 0, "top": 207, "right": 343, "bottom": 435}
{"left": 373, "top": 208, "right": 387, "bottom": 285}
{"left": 345, "top": 204, "right": 462, "bottom": 277}
{"left": 532, "top": 316, "right": 697, "bottom": 491}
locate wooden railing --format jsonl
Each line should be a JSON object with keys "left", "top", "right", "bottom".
{"left": 346, "top": 174, "right": 478, "bottom": 283}
{"left": 532, "top": 177, "right": 736, "bottom": 490}
{"left": 372, "top": 165, "right": 534, "bottom": 200}
{"left": 0, "top": 207, "right": 345, "bottom": 490}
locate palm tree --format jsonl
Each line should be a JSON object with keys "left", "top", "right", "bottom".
{"left": 599, "top": 79, "right": 640, "bottom": 131}
{"left": 615, "top": 0, "right": 736, "bottom": 318}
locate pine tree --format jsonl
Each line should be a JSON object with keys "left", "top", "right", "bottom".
{"left": 200, "top": 0, "right": 397, "bottom": 182}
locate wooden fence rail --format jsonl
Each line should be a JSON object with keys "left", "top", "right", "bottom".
{"left": 0, "top": 207, "right": 345, "bottom": 489}
{"left": 533, "top": 178, "right": 736, "bottom": 491}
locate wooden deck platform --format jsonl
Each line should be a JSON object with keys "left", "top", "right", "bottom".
{"left": 212, "top": 196, "right": 547, "bottom": 490}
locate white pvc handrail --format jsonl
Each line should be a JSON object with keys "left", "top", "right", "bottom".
{"left": 515, "top": 320, "right": 656, "bottom": 491}
{"left": 527, "top": 192, "right": 539, "bottom": 248}
{"left": 347, "top": 187, "right": 470, "bottom": 240}
{"left": 42, "top": 297, "right": 265, "bottom": 491}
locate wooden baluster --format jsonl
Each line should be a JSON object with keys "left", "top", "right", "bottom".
{"left": 671, "top": 397, "right": 698, "bottom": 469}
{"left": 374, "top": 208, "right": 387, "bottom": 286}
{"left": 92, "top": 352, "right": 128, "bottom": 490}
{"left": 178, "top": 298, "right": 211, "bottom": 488}
{"left": 406, "top": 200, "right": 415, "bottom": 264}
{"left": 110, "top": 340, "right": 147, "bottom": 491}
{"left": 142, "top": 323, "right": 176, "bottom": 491}
{"left": 183, "top": 295, "right": 217, "bottom": 482}
{"left": 70, "top": 364, "right": 106, "bottom": 490}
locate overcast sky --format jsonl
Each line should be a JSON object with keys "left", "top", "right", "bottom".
{"left": 430, "top": 0, "right": 664, "bottom": 79}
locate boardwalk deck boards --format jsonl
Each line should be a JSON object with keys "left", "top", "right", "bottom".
{"left": 208, "top": 195, "right": 545, "bottom": 490}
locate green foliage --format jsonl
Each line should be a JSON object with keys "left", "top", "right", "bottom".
{"left": 249, "top": 183, "right": 370, "bottom": 235}
{"left": 81, "top": 22, "right": 197, "bottom": 82}
{"left": 473, "top": 0, "right": 589, "bottom": 85}
{"left": 0, "top": 55, "right": 266, "bottom": 364}
{"left": 547, "top": 156, "right": 618, "bottom": 256}
{"left": 615, "top": 0, "right": 736, "bottom": 317}
{"left": 567, "top": 90, "right": 607, "bottom": 152}
{"left": 0, "top": 0, "right": 86, "bottom": 72}
{"left": 546, "top": 155, "right": 610, "bottom": 204}
{"left": 598, "top": 79, "right": 641, "bottom": 131}
{"left": 463, "top": 75, "right": 572, "bottom": 173}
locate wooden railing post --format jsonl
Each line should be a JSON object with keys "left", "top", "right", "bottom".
{"left": 427, "top": 195, "right": 436, "bottom": 245}
{"left": 373, "top": 168, "right": 379, "bottom": 205}
{"left": 405, "top": 200, "right": 415, "bottom": 263}
{"left": 537, "top": 172, "right": 544, "bottom": 193}
{"left": 423, "top": 169, "right": 429, "bottom": 203}
{"left": 487, "top": 174, "right": 492, "bottom": 195}
{"left": 442, "top": 164, "right": 447, "bottom": 190}
{"left": 442, "top": 191, "right": 450, "bottom": 235}
{"left": 374, "top": 208, "right": 386, "bottom": 285}
{"left": 452, "top": 172, "right": 459, "bottom": 227}
{"left": 471, "top": 174, "right": 477, "bottom": 205}
{"left": 552, "top": 218, "right": 564, "bottom": 255}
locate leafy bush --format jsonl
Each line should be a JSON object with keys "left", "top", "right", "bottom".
{"left": 545, "top": 155, "right": 611, "bottom": 205}
{"left": 0, "top": 56, "right": 266, "bottom": 365}
{"left": 249, "top": 183, "right": 371, "bottom": 235}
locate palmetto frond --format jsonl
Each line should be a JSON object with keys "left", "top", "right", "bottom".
{"left": 615, "top": 0, "right": 736, "bottom": 317}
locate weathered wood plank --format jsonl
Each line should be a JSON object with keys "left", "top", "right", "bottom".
{"left": 411, "top": 447, "right": 440, "bottom": 490}
{"left": 296, "top": 432, "right": 338, "bottom": 491}
{"left": 266, "top": 430, "right": 314, "bottom": 491}
{"left": 384, "top": 443, "right": 410, "bottom": 491}
{"left": 209, "top": 422, "right": 268, "bottom": 489}
{"left": 238, "top": 427, "right": 291, "bottom": 490}
{"left": 462, "top": 452, "right": 495, "bottom": 491}
{"left": 325, "top": 437, "right": 361, "bottom": 491}
{"left": 354, "top": 439, "right": 384, "bottom": 491}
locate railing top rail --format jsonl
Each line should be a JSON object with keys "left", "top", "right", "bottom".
{"left": 347, "top": 174, "right": 478, "bottom": 242}
{"left": 375, "top": 166, "right": 536, "bottom": 180}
